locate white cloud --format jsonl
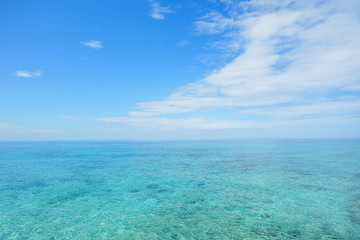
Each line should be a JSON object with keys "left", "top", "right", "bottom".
{"left": 97, "top": 0, "right": 360, "bottom": 131}
{"left": 177, "top": 40, "right": 191, "bottom": 47}
{"left": 95, "top": 116, "right": 266, "bottom": 129}
{"left": 14, "top": 70, "right": 42, "bottom": 78}
{"left": 237, "top": 98, "right": 360, "bottom": 119}
{"left": 60, "top": 114, "right": 84, "bottom": 120}
{"left": 80, "top": 40, "right": 103, "bottom": 49}
{"left": 95, "top": 113, "right": 360, "bottom": 131}
{"left": 0, "top": 123, "right": 19, "bottom": 129}
{"left": 15, "top": 128, "right": 63, "bottom": 134}
{"left": 148, "top": 1, "right": 173, "bottom": 20}
{"left": 194, "top": 11, "right": 236, "bottom": 35}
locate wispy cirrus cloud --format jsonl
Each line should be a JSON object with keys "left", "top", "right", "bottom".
{"left": 97, "top": 0, "right": 360, "bottom": 132}
{"left": 14, "top": 70, "right": 42, "bottom": 78}
{"left": 0, "top": 123, "right": 19, "bottom": 129}
{"left": 80, "top": 40, "right": 103, "bottom": 49}
{"left": 177, "top": 40, "right": 191, "bottom": 47}
{"left": 60, "top": 114, "right": 85, "bottom": 121}
{"left": 148, "top": 0, "right": 173, "bottom": 20}
{"left": 0, "top": 123, "right": 63, "bottom": 141}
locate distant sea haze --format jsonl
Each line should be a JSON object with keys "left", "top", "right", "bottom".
{"left": 0, "top": 140, "right": 359, "bottom": 239}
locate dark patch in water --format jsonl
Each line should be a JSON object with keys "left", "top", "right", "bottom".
{"left": 129, "top": 188, "right": 140, "bottom": 193}
{"left": 31, "top": 180, "right": 47, "bottom": 188}
{"left": 235, "top": 217, "right": 245, "bottom": 223}
{"left": 197, "top": 182, "right": 205, "bottom": 186}
{"left": 158, "top": 189, "right": 169, "bottom": 193}
{"left": 208, "top": 159, "right": 256, "bottom": 172}
{"left": 178, "top": 210, "right": 195, "bottom": 219}
{"left": 206, "top": 231, "right": 216, "bottom": 239}
{"left": 186, "top": 200, "right": 197, "bottom": 205}
{"left": 291, "top": 169, "right": 312, "bottom": 176}
{"left": 224, "top": 206, "right": 236, "bottom": 211}
{"left": 301, "top": 184, "right": 327, "bottom": 191}
{"left": 347, "top": 195, "right": 360, "bottom": 224}
{"left": 262, "top": 199, "right": 274, "bottom": 204}
{"left": 353, "top": 173, "right": 360, "bottom": 178}
{"left": 287, "top": 229, "right": 301, "bottom": 238}
{"left": 47, "top": 190, "right": 89, "bottom": 205}
{"left": 146, "top": 184, "right": 159, "bottom": 189}
{"left": 9, "top": 180, "right": 47, "bottom": 191}
{"left": 180, "top": 162, "right": 191, "bottom": 168}
{"left": 171, "top": 233, "right": 179, "bottom": 240}
{"left": 320, "top": 224, "right": 342, "bottom": 239}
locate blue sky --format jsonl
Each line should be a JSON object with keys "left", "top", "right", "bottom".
{"left": 1, "top": 0, "right": 360, "bottom": 140}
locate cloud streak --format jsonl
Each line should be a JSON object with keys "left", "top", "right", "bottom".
{"left": 177, "top": 40, "right": 191, "bottom": 47}
{"left": 0, "top": 123, "right": 19, "bottom": 129}
{"left": 80, "top": 40, "right": 103, "bottom": 49}
{"left": 148, "top": 1, "right": 173, "bottom": 20}
{"left": 60, "top": 114, "right": 85, "bottom": 121}
{"left": 14, "top": 70, "right": 42, "bottom": 78}
{"left": 97, "top": 0, "right": 360, "bottom": 131}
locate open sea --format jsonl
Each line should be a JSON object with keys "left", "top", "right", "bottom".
{"left": 0, "top": 140, "right": 359, "bottom": 239}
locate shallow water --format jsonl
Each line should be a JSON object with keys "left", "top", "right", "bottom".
{"left": 0, "top": 140, "right": 360, "bottom": 239}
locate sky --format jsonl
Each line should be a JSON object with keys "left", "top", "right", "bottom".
{"left": 1, "top": 0, "right": 360, "bottom": 140}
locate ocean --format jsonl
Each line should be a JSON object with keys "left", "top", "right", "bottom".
{"left": 0, "top": 140, "right": 359, "bottom": 239}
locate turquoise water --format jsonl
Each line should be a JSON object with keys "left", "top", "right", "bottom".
{"left": 0, "top": 140, "right": 360, "bottom": 239}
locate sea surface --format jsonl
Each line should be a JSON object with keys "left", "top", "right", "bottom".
{"left": 0, "top": 140, "right": 360, "bottom": 239}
